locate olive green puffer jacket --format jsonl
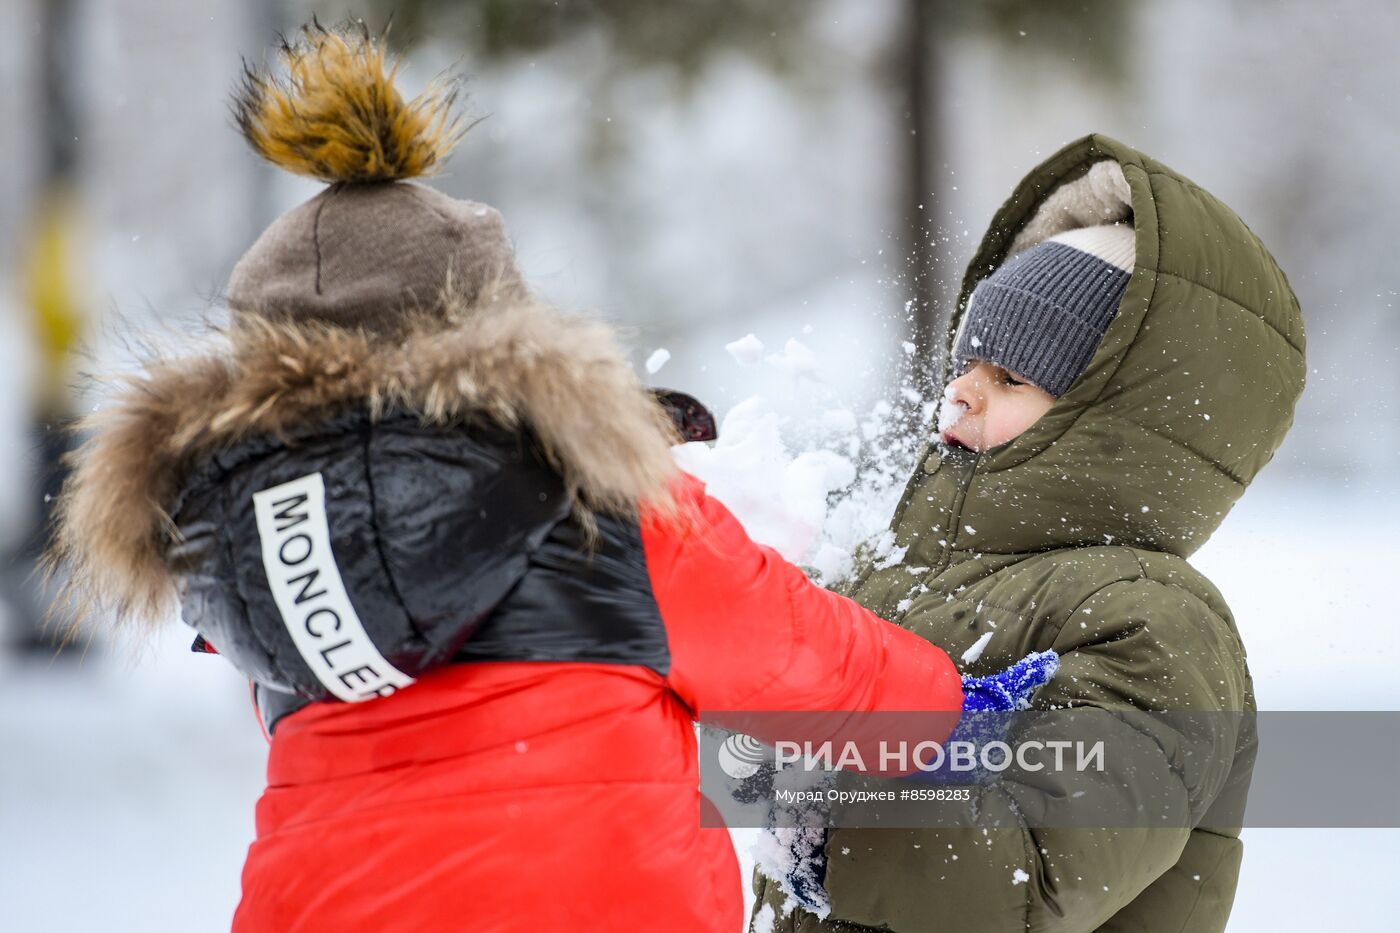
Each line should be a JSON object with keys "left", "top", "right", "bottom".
{"left": 750, "top": 133, "right": 1306, "bottom": 932}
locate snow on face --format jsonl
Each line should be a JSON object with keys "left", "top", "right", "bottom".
{"left": 938, "top": 360, "right": 1056, "bottom": 451}
{"left": 936, "top": 381, "right": 969, "bottom": 436}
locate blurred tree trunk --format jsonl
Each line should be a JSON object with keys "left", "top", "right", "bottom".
{"left": 898, "top": 0, "right": 943, "bottom": 393}
{"left": 40, "top": 0, "right": 78, "bottom": 185}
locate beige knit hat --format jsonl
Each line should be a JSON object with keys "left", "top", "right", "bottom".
{"left": 228, "top": 21, "right": 526, "bottom": 331}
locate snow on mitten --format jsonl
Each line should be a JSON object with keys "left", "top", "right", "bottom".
{"left": 963, "top": 649, "right": 1060, "bottom": 713}
{"left": 914, "top": 649, "right": 1060, "bottom": 784}
{"left": 752, "top": 755, "right": 836, "bottom": 917}
{"left": 753, "top": 811, "right": 833, "bottom": 918}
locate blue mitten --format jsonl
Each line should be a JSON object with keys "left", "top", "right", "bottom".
{"left": 914, "top": 649, "right": 1060, "bottom": 783}
{"left": 962, "top": 649, "right": 1060, "bottom": 713}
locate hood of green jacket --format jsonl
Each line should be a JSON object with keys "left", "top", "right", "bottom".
{"left": 917, "top": 133, "right": 1305, "bottom": 563}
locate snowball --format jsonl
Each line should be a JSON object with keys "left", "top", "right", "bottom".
{"left": 675, "top": 398, "right": 854, "bottom": 567}
{"left": 810, "top": 543, "right": 853, "bottom": 583}
{"left": 671, "top": 335, "right": 926, "bottom": 587}
{"left": 726, "top": 333, "right": 765, "bottom": 365}
{"left": 1012, "top": 868, "right": 1030, "bottom": 885}
{"left": 644, "top": 348, "right": 671, "bottom": 374}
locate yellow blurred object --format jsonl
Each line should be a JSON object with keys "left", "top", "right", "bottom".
{"left": 22, "top": 186, "right": 88, "bottom": 417}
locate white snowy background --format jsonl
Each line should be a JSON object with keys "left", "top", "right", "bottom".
{"left": 2, "top": 0, "right": 1397, "bottom": 930}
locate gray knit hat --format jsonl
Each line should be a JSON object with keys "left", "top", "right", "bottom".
{"left": 227, "top": 22, "right": 526, "bottom": 332}
{"left": 952, "top": 223, "right": 1135, "bottom": 397}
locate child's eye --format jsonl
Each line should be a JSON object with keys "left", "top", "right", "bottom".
{"left": 1000, "top": 371, "right": 1024, "bottom": 386}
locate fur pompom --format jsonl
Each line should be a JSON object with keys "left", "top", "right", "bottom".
{"left": 233, "top": 19, "right": 468, "bottom": 183}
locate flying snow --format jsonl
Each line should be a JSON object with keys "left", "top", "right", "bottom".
{"left": 725, "top": 333, "right": 766, "bottom": 366}
{"left": 675, "top": 331, "right": 930, "bottom": 586}
{"left": 644, "top": 348, "right": 671, "bottom": 374}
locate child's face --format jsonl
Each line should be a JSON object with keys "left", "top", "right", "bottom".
{"left": 937, "top": 360, "right": 1057, "bottom": 452}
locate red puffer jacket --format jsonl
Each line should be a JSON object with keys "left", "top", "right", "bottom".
{"left": 232, "top": 473, "right": 962, "bottom": 931}
{"left": 47, "top": 282, "right": 964, "bottom": 931}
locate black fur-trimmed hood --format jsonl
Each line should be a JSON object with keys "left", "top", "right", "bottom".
{"left": 49, "top": 293, "right": 681, "bottom": 631}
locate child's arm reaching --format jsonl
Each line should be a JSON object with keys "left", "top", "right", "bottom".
{"left": 641, "top": 472, "right": 965, "bottom": 721}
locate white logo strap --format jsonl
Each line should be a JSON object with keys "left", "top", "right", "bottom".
{"left": 252, "top": 472, "right": 415, "bottom": 702}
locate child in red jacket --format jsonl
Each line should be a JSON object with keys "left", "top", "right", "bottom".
{"left": 49, "top": 23, "right": 1048, "bottom": 932}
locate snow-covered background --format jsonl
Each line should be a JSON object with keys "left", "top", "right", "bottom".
{"left": 2, "top": 0, "right": 1397, "bottom": 929}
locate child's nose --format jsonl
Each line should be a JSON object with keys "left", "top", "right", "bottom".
{"left": 947, "top": 373, "right": 985, "bottom": 414}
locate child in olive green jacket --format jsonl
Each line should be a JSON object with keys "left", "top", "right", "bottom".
{"left": 750, "top": 134, "right": 1304, "bottom": 933}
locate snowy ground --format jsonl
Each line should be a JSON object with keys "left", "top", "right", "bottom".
{"left": 1, "top": 395, "right": 1394, "bottom": 931}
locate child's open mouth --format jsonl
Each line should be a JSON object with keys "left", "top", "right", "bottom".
{"left": 940, "top": 430, "right": 973, "bottom": 451}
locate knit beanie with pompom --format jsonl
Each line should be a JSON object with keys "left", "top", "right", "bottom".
{"left": 227, "top": 21, "right": 527, "bottom": 332}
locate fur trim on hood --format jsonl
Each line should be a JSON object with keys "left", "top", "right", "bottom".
{"left": 48, "top": 292, "right": 681, "bottom": 632}
{"left": 1007, "top": 159, "right": 1132, "bottom": 257}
